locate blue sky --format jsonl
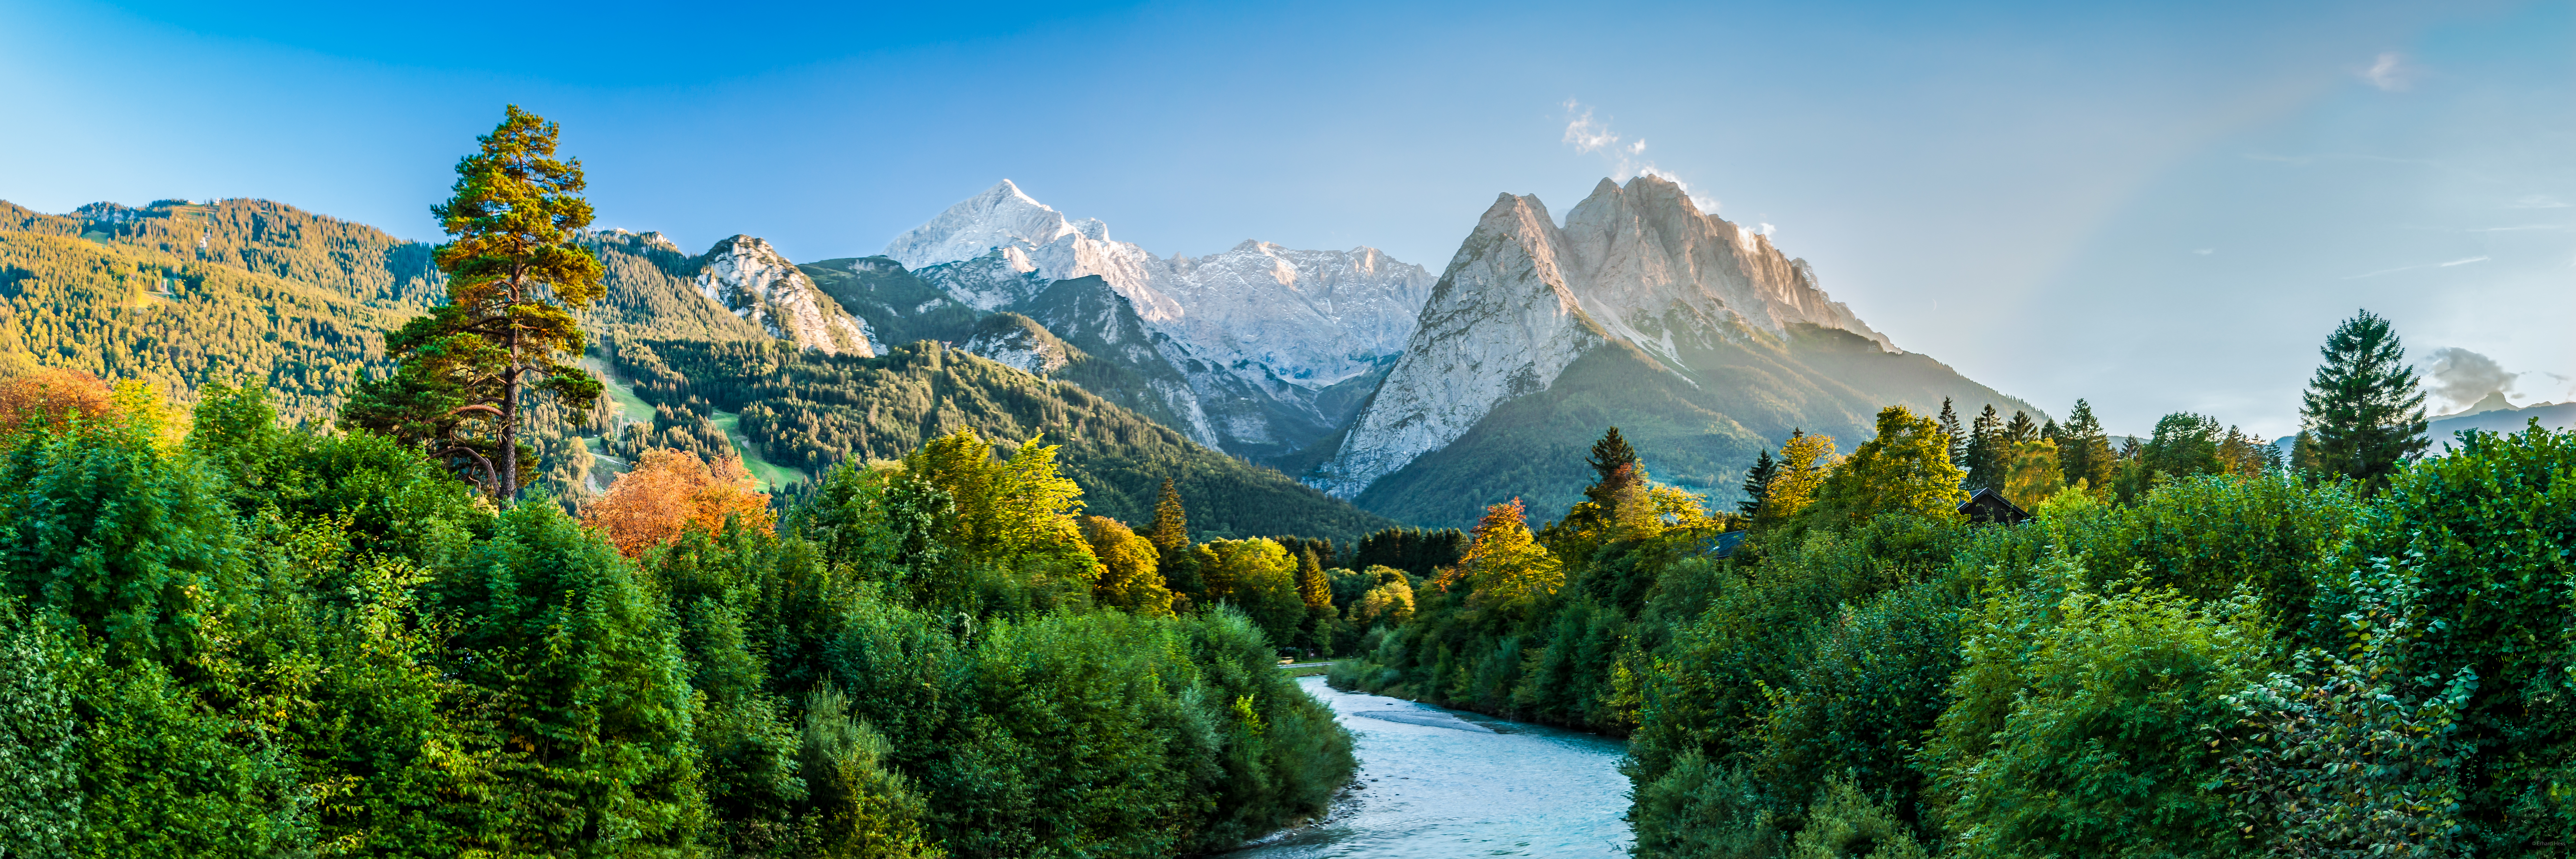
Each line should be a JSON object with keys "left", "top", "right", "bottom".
{"left": 4, "top": 0, "right": 2567, "bottom": 439}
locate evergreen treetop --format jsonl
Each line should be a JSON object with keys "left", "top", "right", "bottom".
{"left": 2298, "top": 309, "right": 2428, "bottom": 488}
{"left": 1147, "top": 476, "right": 1189, "bottom": 552}
{"left": 1738, "top": 448, "right": 1779, "bottom": 518}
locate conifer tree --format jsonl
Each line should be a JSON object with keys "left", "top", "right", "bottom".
{"left": 2057, "top": 399, "right": 2117, "bottom": 495}
{"left": 1146, "top": 477, "right": 1189, "bottom": 553}
{"left": 1964, "top": 405, "right": 2006, "bottom": 491}
{"left": 1295, "top": 546, "right": 1331, "bottom": 610}
{"left": 1738, "top": 448, "right": 1778, "bottom": 518}
{"left": 1572, "top": 427, "right": 1651, "bottom": 536}
{"left": 1938, "top": 397, "right": 1965, "bottom": 466}
{"left": 2005, "top": 410, "right": 2039, "bottom": 444}
{"left": 2298, "top": 310, "right": 2428, "bottom": 488}
{"left": 1145, "top": 476, "right": 1198, "bottom": 606}
{"left": 343, "top": 106, "right": 604, "bottom": 500}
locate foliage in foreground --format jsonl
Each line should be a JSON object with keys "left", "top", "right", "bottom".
{"left": 1336, "top": 403, "right": 2576, "bottom": 858}
{"left": 0, "top": 383, "right": 1351, "bottom": 858}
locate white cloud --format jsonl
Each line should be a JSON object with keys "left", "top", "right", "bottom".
{"left": 2508, "top": 194, "right": 2570, "bottom": 209}
{"left": 2423, "top": 347, "right": 2519, "bottom": 411}
{"left": 2193, "top": 248, "right": 2215, "bottom": 255}
{"left": 2360, "top": 52, "right": 2411, "bottom": 91}
{"left": 1562, "top": 100, "right": 1723, "bottom": 214}
{"left": 2439, "top": 255, "right": 2490, "bottom": 266}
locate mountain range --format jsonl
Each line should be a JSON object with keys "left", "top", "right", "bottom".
{"left": 2, "top": 176, "right": 2046, "bottom": 531}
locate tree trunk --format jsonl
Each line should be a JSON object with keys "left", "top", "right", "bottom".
{"left": 500, "top": 313, "right": 522, "bottom": 501}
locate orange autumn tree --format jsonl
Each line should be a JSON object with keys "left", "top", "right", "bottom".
{"left": 0, "top": 367, "right": 112, "bottom": 440}
{"left": 584, "top": 448, "right": 775, "bottom": 556}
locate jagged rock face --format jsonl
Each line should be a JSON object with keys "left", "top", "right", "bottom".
{"left": 1315, "top": 175, "right": 1902, "bottom": 499}
{"left": 694, "top": 235, "right": 875, "bottom": 356}
{"left": 961, "top": 313, "right": 1076, "bottom": 376}
{"left": 886, "top": 180, "right": 1434, "bottom": 456}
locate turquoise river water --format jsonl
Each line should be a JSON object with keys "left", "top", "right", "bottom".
{"left": 1227, "top": 676, "right": 1634, "bottom": 858}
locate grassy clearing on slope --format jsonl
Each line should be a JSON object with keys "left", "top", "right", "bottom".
{"left": 711, "top": 409, "right": 807, "bottom": 491}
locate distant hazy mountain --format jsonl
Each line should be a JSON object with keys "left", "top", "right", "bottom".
{"left": 883, "top": 180, "right": 1436, "bottom": 458}
{"left": 2429, "top": 393, "right": 2576, "bottom": 443}
{"left": 2268, "top": 394, "right": 2576, "bottom": 461}
{"left": 1304, "top": 175, "right": 2038, "bottom": 527}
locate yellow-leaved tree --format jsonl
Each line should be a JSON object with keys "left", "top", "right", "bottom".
{"left": 903, "top": 427, "right": 1094, "bottom": 581}
{"left": 1811, "top": 406, "right": 1969, "bottom": 526}
{"left": 1756, "top": 430, "right": 1841, "bottom": 528}
{"left": 2003, "top": 438, "right": 2067, "bottom": 509}
{"left": 1078, "top": 516, "right": 1174, "bottom": 617}
{"left": 1460, "top": 498, "right": 1562, "bottom": 617}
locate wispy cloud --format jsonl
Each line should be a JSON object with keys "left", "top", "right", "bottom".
{"left": 2508, "top": 194, "right": 2570, "bottom": 209}
{"left": 2193, "top": 248, "right": 2215, "bottom": 255}
{"left": 2359, "top": 52, "right": 2412, "bottom": 91}
{"left": 1562, "top": 100, "right": 1722, "bottom": 214}
{"left": 2344, "top": 255, "right": 2489, "bottom": 279}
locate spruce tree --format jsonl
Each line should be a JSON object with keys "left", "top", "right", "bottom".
{"left": 2058, "top": 399, "right": 2116, "bottom": 493}
{"left": 2298, "top": 310, "right": 2428, "bottom": 488}
{"left": 1587, "top": 427, "right": 1641, "bottom": 485}
{"left": 1738, "top": 448, "right": 1778, "bottom": 518}
{"left": 1581, "top": 427, "right": 1647, "bottom": 523}
{"left": 1146, "top": 477, "right": 1189, "bottom": 553}
{"left": 342, "top": 106, "right": 603, "bottom": 500}
{"left": 1938, "top": 397, "right": 1966, "bottom": 466}
{"left": 1145, "top": 477, "right": 1197, "bottom": 605}
{"left": 1965, "top": 405, "right": 2006, "bottom": 491}
{"left": 2005, "top": 410, "right": 2039, "bottom": 444}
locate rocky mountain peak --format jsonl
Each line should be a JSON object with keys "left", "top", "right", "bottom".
{"left": 695, "top": 235, "right": 875, "bottom": 356}
{"left": 1314, "top": 175, "right": 1912, "bottom": 499}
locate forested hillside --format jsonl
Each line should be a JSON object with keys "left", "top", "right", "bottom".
{"left": 602, "top": 336, "right": 1399, "bottom": 540}
{"left": 0, "top": 199, "right": 769, "bottom": 421}
{"left": 0, "top": 204, "right": 413, "bottom": 418}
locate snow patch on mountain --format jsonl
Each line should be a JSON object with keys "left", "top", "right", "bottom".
{"left": 961, "top": 315, "right": 1075, "bottom": 377}
{"left": 694, "top": 235, "right": 874, "bottom": 356}
{"left": 884, "top": 180, "right": 1434, "bottom": 454}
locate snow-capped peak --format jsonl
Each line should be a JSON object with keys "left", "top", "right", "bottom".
{"left": 882, "top": 180, "right": 1084, "bottom": 273}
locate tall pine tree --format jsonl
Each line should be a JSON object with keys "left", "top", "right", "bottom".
{"left": 1738, "top": 448, "right": 1778, "bottom": 518}
{"left": 2299, "top": 309, "right": 2428, "bottom": 488}
{"left": 1938, "top": 397, "right": 1966, "bottom": 470}
{"left": 343, "top": 106, "right": 604, "bottom": 499}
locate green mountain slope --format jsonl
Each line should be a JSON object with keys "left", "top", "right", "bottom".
{"left": 603, "top": 337, "right": 1398, "bottom": 540}
{"left": 800, "top": 255, "right": 980, "bottom": 347}
{"left": 1350, "top": 324, "right": 2041, "bottom": 528}
{"left": 1, "top": 203, "right": 413, "bottom": 417}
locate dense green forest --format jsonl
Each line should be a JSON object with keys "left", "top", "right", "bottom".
{"left": 599, "top": 336, "right": 1399, "bottom": 541}
{"left": 1333, "top": 314, "right": 2569, "bottom": 857}
{"left": 0, "top": 380, "right": 1353, "bottom": 858}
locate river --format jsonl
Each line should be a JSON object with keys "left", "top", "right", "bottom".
{"left": 1229, "top": 676, "right": 1634, "bottom": 858}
